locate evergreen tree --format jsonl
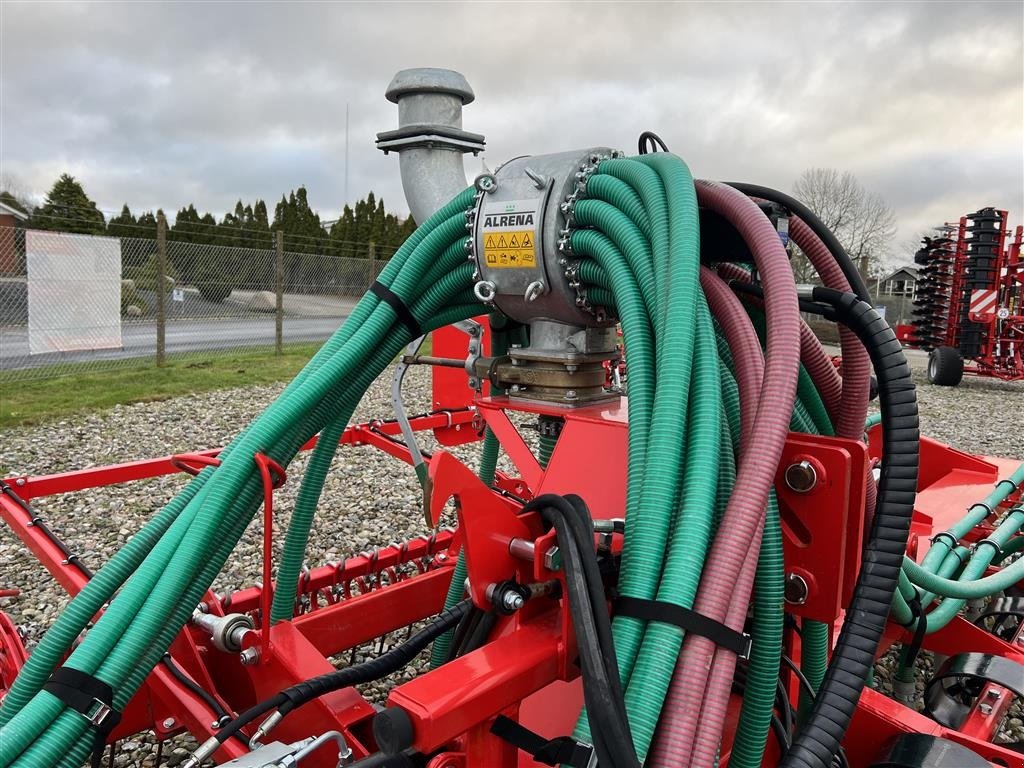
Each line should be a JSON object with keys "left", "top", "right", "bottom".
{"left": 137, "top": 211, "right": 158, "bottom": 232}
{"left": 106, "top": 204, "right": 138, "bottom": 239}
{"left": 170, "top": 205, "right": 202, "bottom": 244}
{"left": 31, "top": 173, "right": 106, "bottom": 234}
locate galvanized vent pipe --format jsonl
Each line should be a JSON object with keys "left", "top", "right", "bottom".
{"left": 376, "top": 68, "right": 485, "bottom": 224}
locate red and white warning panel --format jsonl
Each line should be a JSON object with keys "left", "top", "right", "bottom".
{"left": 968, "top": 289, "right": 999, "bottom": 321}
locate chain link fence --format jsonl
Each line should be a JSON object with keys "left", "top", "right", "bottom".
{"left": 872, "top": 292, "right": 913, "bottom": 328}
{"left": 0, "top": 223, "right": 391, "bottom": 382}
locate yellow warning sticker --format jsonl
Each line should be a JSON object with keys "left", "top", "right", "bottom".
{"left": 483, "top": 230, "right": 536, "bottom": 268}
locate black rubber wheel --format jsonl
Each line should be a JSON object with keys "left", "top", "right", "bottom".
{"left": 927, "top": 346, "right": 963, "bottom": 386}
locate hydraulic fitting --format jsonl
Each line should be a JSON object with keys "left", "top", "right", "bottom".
{"left": 192, "top": 610, "right": 254, "bottom": 654}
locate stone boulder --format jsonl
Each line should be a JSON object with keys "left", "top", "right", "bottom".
{"left": 247, "top": 290, "right": 277, "bottom": 313}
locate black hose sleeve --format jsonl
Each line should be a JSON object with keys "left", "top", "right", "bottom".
{"left": 723, "top": 182, "right": 872, "bottom": 301}
{"left": 278, "top": 599, "right": 472, "bottom": 714}
{"left": 780, "top": 288, "right": 919, "bottom": 768}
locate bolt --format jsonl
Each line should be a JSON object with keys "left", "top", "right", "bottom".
{"left": 437, "top": 552, "right": 448, "bottom": 562}
{"left": 162, "top": 718, "right": 175, "bottom": 729}
{"left": 564, "top": 390, "right": 578, "bottom": 400}
{"left": 524, "top": 167, "right": 546, "bottom": 189}
{"left": 474, "top": 174, "right": 497, "bottom": 193}
{"left": 15, "top": 478, "right": 25, "bottom": 487}
{"left": 239, "top": 647, "right": 260, "bottom": 666}
{"left": 524, "top": 280, "right": 545, "bottom": 303}
{"left": 784, "top": 573, "right": 809, "bottom": 605}
{"left": 502, "top": 591, "right": 525, "bottom": 611}
{"left": 785, "top": 460, "right": 818, "bottom": 493}
{"left": 979, "top": 702, "right": 993, "bottom": 715}
{"left": 544, "top": 546, "right": 562, "bottom": 571}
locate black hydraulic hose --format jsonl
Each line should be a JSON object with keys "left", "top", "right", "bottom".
{"left": 445, "top": 607, "right": 481, "bottom": 663}
{"left": 779, "top": 287, "right": 919, "bottom": 768}
{"left": 723, "top": 183, "right": 872, "bottom": 301}
{"left": 521, "top": 494, "right": 638, "bottom": 768}
{"left": 348, "top": 752, "right": 416, "bottom": 767}
{"left": 210, "top": 600, "right": 472, "bottom": 749}
{"left": 637, "top": 130, "right": 670, "bottom": 154}
{"left": 454, "top": 609, "right": 496, "bottom": 658}
{"left": 0, "top": 480, "right": 94, "bottom": 579}
{"left": 159, "top": 655, "right": 235, "bottom": 733}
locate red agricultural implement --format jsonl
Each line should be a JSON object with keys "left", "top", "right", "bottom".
{"left": 2, "top": 69, "right": 1024, "bottom": 768}
{"left": 910, "top": 209, "right": 1024, "bottom": 385}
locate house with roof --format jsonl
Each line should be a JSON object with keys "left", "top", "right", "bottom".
{"left": 0, "top": 200, "right": 28, "bottom": 275}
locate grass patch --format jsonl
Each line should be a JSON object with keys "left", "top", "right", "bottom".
{"left": 0, "top": 344, "right": 322, "bottom": 429}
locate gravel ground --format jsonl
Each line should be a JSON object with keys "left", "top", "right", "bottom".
{"left": 0, "top": 353, "right": 1021, "bottom": 766}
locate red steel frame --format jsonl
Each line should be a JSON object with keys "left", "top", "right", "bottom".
{"left": 941, "top": 211, "right": 1024, "bottom": 381}
{"left": 1, "top": 323, "right": 1023, "bottom": 767}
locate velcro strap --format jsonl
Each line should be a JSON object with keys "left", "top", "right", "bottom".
{"left": 490, "top": 715, "right": 595, "bottom": 768}
{"left": 44, "top": 667, "right": 121, "bottom": 768}
{"left": 615, "top": 596, "right": 752, "bottom": 659}
{"left": 371, "top": 281, "right": 422, "bottom": 339}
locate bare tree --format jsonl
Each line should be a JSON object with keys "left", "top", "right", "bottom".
{"left": 0, "top": 172, "right": 36, "bottom": 213}
{"left": 791, "top": 168, "right": 897, "bottom": 281}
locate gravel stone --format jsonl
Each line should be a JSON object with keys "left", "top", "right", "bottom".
{"left": 0, "top": 353, "right": 1020, "bottom": 765}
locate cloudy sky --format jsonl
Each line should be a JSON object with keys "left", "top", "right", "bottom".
{"left": 2, "top": 1, "right": 1021, "bottom": 258}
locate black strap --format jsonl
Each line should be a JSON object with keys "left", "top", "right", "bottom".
{"left": 44, "top": 666, "right": 122, "bottom": 768}
{"left": 371, "top": 281, "right": 422, "bottom": 338}
{"left": 615, "top": 596, "right": 752, "bottom": 659}
{"left": 490, "top": 715, "right": 594, "bottom": 768}
{"left": 903, "top": 598, "right": 928, "bottom": 669}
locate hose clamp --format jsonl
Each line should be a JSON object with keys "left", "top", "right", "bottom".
{"left": 930, "top": 531, "right": 959, "bottom": 550}
{"left": 973, "top": 537, "right": 1003, "bottom": 559}
{"left": 970, "top": 501, "right": 995, "bottom": 516}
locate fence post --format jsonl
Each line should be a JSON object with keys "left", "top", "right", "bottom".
{"left": 368, "top": 241, "right": 377, "bottom": 290}
{"left": 275, "top": 230, "right": 284, "bottom": 356}
{"left": 156, "top": 212, "right": 167, "bottom": 367}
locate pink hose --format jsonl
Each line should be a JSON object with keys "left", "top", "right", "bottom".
{"left": 798, "top": 320, "right": 842, "bottom": 420}
{"left": 700, "top": 266, "right": 763, "bottom": 450}
{"left": 648, "top": 181, "right": 801, "bottom": 767}
{"left": 790, "top": 216, "right": 871, "bottom": 440}
{"left": 717, "top": 260, "right": 843, "bottom": 422}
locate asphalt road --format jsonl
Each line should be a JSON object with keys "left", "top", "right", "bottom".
{"left": 0, "top": 316, "right": 346, "bottom": 371}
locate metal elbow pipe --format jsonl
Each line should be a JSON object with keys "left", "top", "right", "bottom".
{"left": 376, "top": 68, "right": 485, "bottom": 224}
